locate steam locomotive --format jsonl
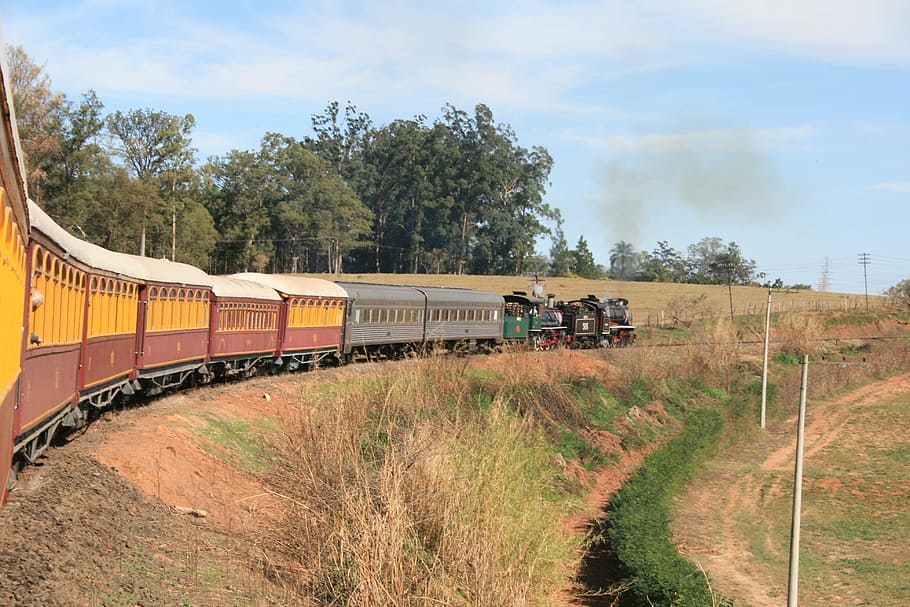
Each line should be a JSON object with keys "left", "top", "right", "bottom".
{"left": 502, "top": 290, "right": 637, "bottom": 350}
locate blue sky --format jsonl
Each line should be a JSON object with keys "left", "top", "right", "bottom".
{"left": 3, "top": 1, "right": 909, "bottom": 294}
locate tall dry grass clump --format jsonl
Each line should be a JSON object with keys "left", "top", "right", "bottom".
{"left": 686, "top": 316, "right": 741, "bottom": 382}
{"left": 605, "top": 316, "right": 742, "bottom": 398}
{"left": 259, "top": 356, "right": 581, "bottom": 606}
{"left": 774, "top": 312, "right": 824, "bottom": 356}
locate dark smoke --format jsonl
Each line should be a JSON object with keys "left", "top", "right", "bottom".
{"left": 597, "top": 127, "right": 785, "bottom": 246}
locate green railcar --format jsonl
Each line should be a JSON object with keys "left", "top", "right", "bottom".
{"left": 502, "top": 292, "right": 544, "bottom": 347}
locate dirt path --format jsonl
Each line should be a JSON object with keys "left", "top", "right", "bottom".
{"left": 672, "top": 370, "right": 910, "bottom": 607}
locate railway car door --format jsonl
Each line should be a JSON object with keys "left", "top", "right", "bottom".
{"left": 134, "top": 284, "right": 149, "bottom": 372}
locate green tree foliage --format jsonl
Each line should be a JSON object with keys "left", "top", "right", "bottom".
{"left": 204, "top": 147, "right": 280, "bottom": 272}
{"left": 354, "top": 116, "right": 446, "bottom": 273}
{"left": 8, "top": 46, "right": 218, "bottom": 268}
{"left": 175, "top": 200, "right": 219, "bottom": 267}
{"left": 5, "top": 44, "right": 65, "bottom": 202}
{"left": 637, "top": 241, "right": 687, "bottom": 282}
{"left": 305, "top": 102, "right": 555, "bottom": 275}
{"left": 204, "top": 134, "right": 371, "bottom": 274}
{"left": 458, "top": 106, "right": 555, "bottom": 275}
{"left": 609, "top": 240, "right": 637, "bottom": 280}
{"left": 106, "top": 108, "right": 203, "bottom": 258}
{"left": 686, "top": 237, "right": 756, "bottom": 285}
{"left": 572, "top": 236, "right": 599, "bottom": 279}
{"left": 306, "top": 100, "right": 373, "bottom": 178}
{"left": 548, "top": 216, "right": 573, "bottom": 277}
{"left": 262, "top": 133, "right": 372, "bottom": 273}
{"left": 41, "top": 90, "right": 109, "bottom": 230}
{"left": 106, "top": 108, "right": 196, "bottom": 182}
{"left": 90, "top": 169, "right": 162, "bottom": 253}
{"left": 632, "top": 238, "right": 758, "bottom": 285}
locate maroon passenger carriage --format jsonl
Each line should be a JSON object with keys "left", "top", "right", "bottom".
{"left": 134, "top": 261, "right": 212, "bottom": 395}
{"left": 19, "top": 201, "right": 94, "bottom": 463}
{"left": 232, "top": 273, "right": 347, "bottom": 371}
{"left": 16, "top": 202, "right": 214, "bottom": 466}
{"left": 207, "top": 275, "right": 282, "bottom": 378}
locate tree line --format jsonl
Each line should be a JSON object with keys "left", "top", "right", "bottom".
{"left": 10, "top": 45, "right": 564, "bottom": 275}
{"left": 598, "top": 238, "right": 801, "bottom": 288}
{"left": 10, "top": 43, "right": 788, "bottom": 287}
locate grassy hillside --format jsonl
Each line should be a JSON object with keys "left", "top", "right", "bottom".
{"left": 4, "top": 275, "right": 906, "bottom": 606}
{"left": 308, "top": 273, "right": 887, "bottom": 326}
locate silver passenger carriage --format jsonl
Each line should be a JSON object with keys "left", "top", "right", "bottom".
{"left": 336, "top": 282, "right": 505, "bottom": 359}
{"left": 336, "top": 282, "right": 426, "bottom": 359}
{"left": 417, "top": 286, "right": 503, "bottom": 351}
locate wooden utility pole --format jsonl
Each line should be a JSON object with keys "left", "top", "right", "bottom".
{"left": 858, "top": 252, "right": 871, "bottom": 309}
{"left": 721, "top": 262, "right": 734, "bottom": 322}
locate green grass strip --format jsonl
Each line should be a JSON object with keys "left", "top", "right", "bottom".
{"left": 606, "top": 408, "right": 727, "bottom": 607}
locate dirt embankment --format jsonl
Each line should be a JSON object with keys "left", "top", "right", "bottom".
{"left": 0, "top": 351, "right": 628, "bottom": 606}
{"left": 0, "top": 369, "right": 356, "bottom": 606}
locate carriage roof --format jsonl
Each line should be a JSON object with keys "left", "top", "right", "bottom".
{"left": 210, "top": 275, "right": 282, "bottom": 300}
{"left": 231, "top": 273, "right": 347, "bottom": 299}
{"left": 27, "top": 200, "right": 213, "bottom": 287}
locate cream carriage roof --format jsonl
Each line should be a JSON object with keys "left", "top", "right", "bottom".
{"left": 27, "top": 200, "right": 213, "bottom": 287}
{"left": 231, "top": 273, "right": 347, "bottom": 299}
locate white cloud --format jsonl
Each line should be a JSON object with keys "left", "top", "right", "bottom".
{"left": 6, "top": 0, "right": 909, "bottom": 135}
{"left": 591, "top": 124, "right": 821, "bottom": 152}
{"left": 674, "top": 0, "right": 910, "bottom": 65}
{"left": 872, "top": 181, "right": 910, "bottom": 193}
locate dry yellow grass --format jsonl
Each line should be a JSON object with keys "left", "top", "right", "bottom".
{"left": 307, "top": 273, "right": 886, "bottom": 326}
{"left": 261, "top": 356, "right": 584, "bottom": 606}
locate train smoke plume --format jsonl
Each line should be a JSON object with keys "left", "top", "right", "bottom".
{"left": 596, "top": 125, "right": 788, "bottom": 247}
